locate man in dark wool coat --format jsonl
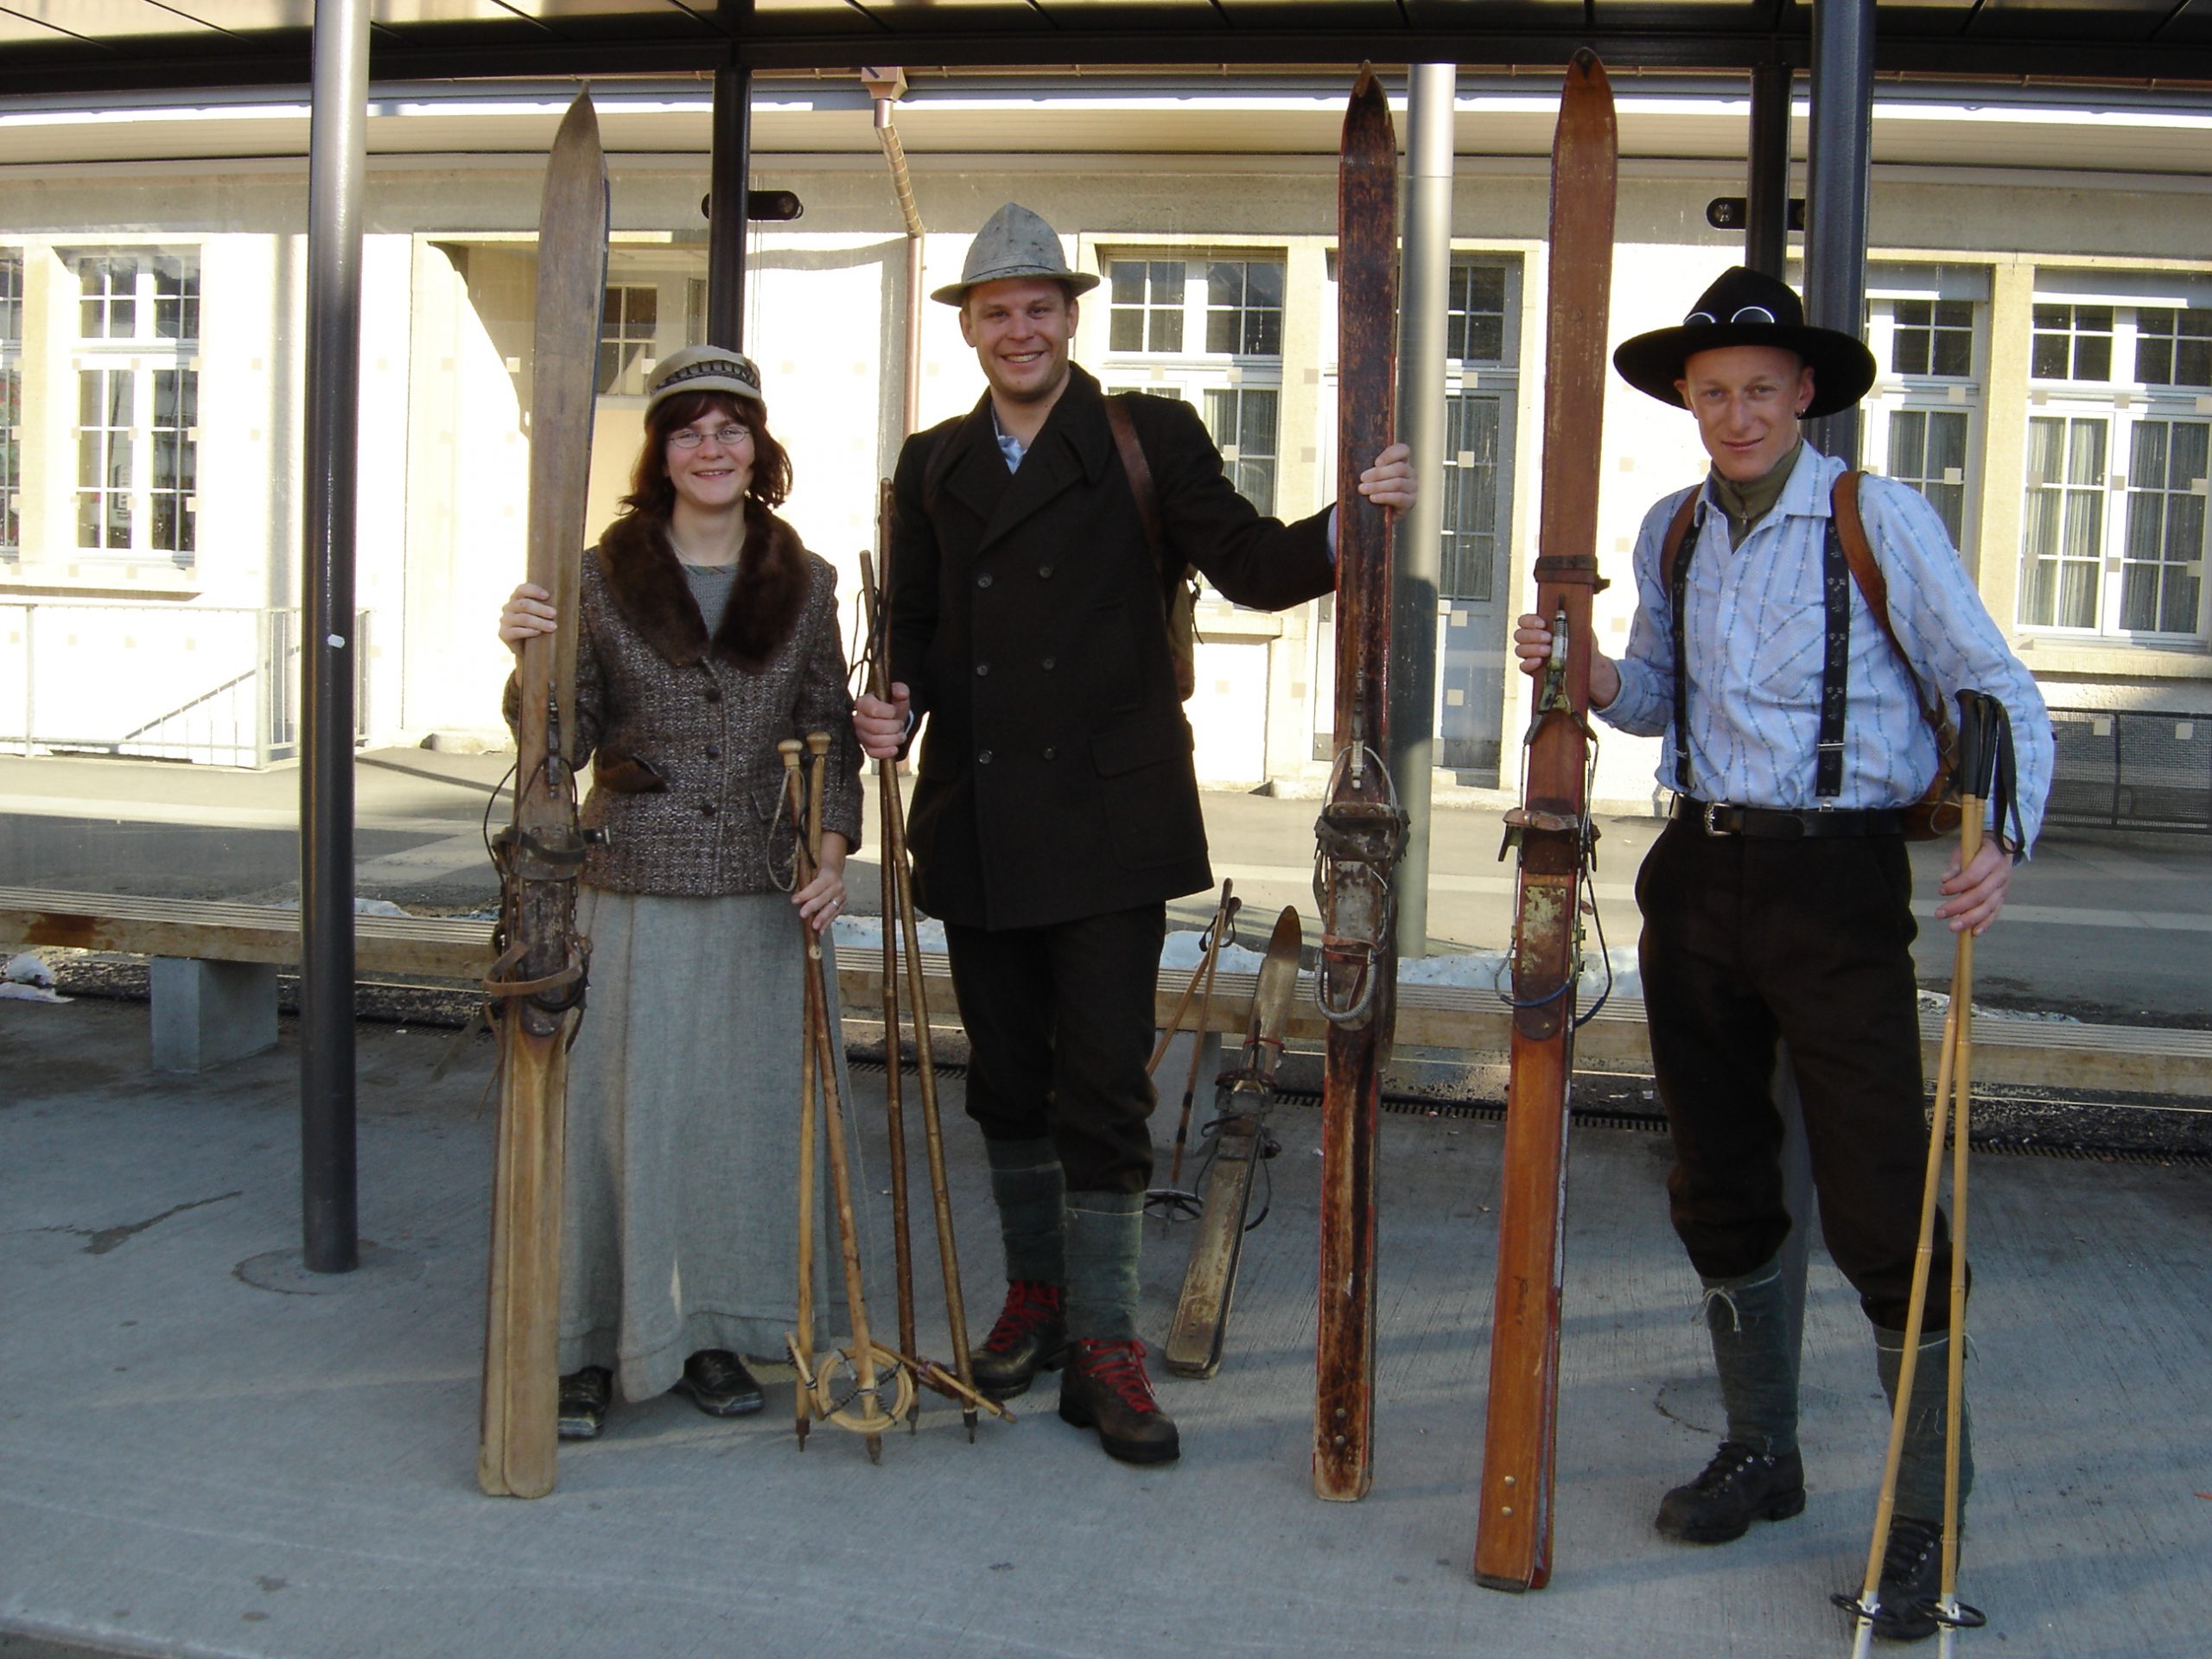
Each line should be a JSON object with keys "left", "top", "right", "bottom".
{"left": 854, "top": 202, "right": 1412, "bottom": 1464}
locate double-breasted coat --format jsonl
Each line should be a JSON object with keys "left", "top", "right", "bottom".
{"left": 887, "top": 366, "right": 1335, "bottom": 931}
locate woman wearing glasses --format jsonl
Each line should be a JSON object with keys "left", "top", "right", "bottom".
{"left": 498, "top": 345, "right": 862, "bottom": 1440}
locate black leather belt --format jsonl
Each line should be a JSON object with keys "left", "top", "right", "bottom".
{"left": 1672, "top": 797, "right": 1905, "bottom": 839}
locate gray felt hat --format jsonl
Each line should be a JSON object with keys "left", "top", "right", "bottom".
{"left": 930, "top": 201, "right": 1100, "bottom": 307}
{"left": 645, "top": 344, "right": 764, "bottom": 412}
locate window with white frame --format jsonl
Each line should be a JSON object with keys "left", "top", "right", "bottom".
{"left": 1439, "top": 259, "right": 1520, "bottom": 602}
{"left": 1, "top": 251, "right": 20, "bottom": 559}
{"left": 2018, "top": 277, "right": 2212, "bottom": 643}
{"left": 1860, "top": 272, "right": 1987, "bottom": 553}
{"left": 598, "top": 283, "right": 658, "bottom": 396}
{"left": 1101, "top": 252, "right": 1286, "bottom": 518}
{"left": 69, "top": 249, "right": 200, "bottom": 563}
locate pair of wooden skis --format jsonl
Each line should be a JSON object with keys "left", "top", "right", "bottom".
{"left": 1311, "top": 54, "right": 1618, "bottom": 1597}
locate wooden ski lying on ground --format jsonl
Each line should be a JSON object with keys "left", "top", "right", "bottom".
{"left": 1313, "top": 64, "right": 1405, "bottom": 1504}
{"left": 1164, "top": 906, "right": 1304, "bottom": 1379}
{"left": 1472, "top": 49, "right": 1617, "bottom": 1588}
{"left": 478, "top": 91, "right": 608, "bottom": 1501}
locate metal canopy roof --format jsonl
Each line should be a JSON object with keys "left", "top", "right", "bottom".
{"left": 6, "top": 0, "right": 2212, "bottom": 93}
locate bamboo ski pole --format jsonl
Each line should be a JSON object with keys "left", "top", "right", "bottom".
{"left": 863, "top": 505, "right": 920, "bottom": 1389}
{"left": 860, "top": 541, "right": 982, "bottom": 1440}
{"left": 804, "top": 729, "right": 896, "bottom": 1463}
{"left": 1841, "top": 694, "right": 2004, "bottom": 1654}
{"left": 782, "top": 739, "right": 817, "bottom": 1451}
{"left": 1167, "top": 884, "right": 1237, "bottom": 1186}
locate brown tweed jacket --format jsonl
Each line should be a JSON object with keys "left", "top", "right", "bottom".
{"left": 507, "top": 505, "right": 862, "bottom": 896}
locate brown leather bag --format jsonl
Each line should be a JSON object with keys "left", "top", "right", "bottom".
{"left": 1660, "top": 472, "right": 1962, "bottom": 839}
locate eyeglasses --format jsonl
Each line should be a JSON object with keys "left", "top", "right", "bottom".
{"left": 668, "top": 423, "right": 753, "bottom": 450}
{"left": 1685, "top": 304, "right": 1780, "bottom": 327}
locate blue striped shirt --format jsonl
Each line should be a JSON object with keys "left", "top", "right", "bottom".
{"left": 1603, "top": 444, "right": 2052, "bottom": 848}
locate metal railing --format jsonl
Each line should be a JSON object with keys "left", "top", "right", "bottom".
{"left": 2044, "top": 706, "right": 2212, "bottom": 834}
{"left": 0, "top": 601, "right": 368, "bottom": 769}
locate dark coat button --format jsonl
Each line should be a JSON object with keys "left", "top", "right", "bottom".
{"left": 705, "top": 743, "right": 721, "bottom": 759}
{"left": 1042, "top": 746, "right": 1056, "bottom": 761}
{"left": 1038, "top": 564, "right": 1054, "bottom": 579}
{"left": 701, "top": 800, "right": 718, "bottom": 816}
{"left": 976, "top": 573, "right": 994, "bottom": 589}
{"left": 1040, "top": 656, "right": 1056, "bottom": 671}
{"left": 976, "top": 662, "right": 991, "bottom": 677}
{"left": 977, "top": 750, "right": 993, "bottom": 766}
{"left": 703, "top": 684, "right": 722, "bottom": 702}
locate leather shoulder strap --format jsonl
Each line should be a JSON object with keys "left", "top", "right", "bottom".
{"left": 1103, "top": 393, "right": 1164, "bottom": 563}
{"left": 1658, "top": 486, "right": 1701, "bottom": 593}
{"left": 1833, "top": 472, "right": 1943, "bottom": 721}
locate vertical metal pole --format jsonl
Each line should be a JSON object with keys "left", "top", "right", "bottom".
{"left": 709, "top": 63, "right": 753, "bottom": 352}
{"left": 1389, "top": 63, "right": 1454, "bottom": 962}
{"left": 1804, "top": 0, "right": 1873, "bottom": 466}
{"left": 1745, "top": 61, "right": 1792, "bottom": 280}
{"left": 300, "top": 0, "right": 365, "bottom": 1274}
{"left": 22, "top": 604, "right": 34, "bottom": 756}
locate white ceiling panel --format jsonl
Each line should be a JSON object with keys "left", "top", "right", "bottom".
{"left": 0, "top": 0, "right": 220, "bottom": 33}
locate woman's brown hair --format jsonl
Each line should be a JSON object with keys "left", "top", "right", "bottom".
{"left": 620, "top": 391, "right": 793, "bottom": 521}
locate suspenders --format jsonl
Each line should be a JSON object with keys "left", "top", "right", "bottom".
{"left": 1659, "top": 471, "right": 1944, "bottom": 802}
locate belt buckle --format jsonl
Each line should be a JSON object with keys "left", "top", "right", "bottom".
{"left": 1703, "top": 801, "right": 1735, "bottom": 837}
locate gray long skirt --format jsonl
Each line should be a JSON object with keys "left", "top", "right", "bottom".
{"left": 557, "top": 886, "right": 849, "bottom": 1402}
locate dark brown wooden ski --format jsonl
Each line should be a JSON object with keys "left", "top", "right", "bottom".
{"left": 1472, "top": 49, "right": 1617, "bottom": 1588}
{"left": 1313, "top": 64, "right": 1404, "bottom": 1504}
{"left": 478, "top": 91, "right": 607, "bottom": 1500}
{"left": 1164, "top": 906, "right": 1303, "bottom": 1379}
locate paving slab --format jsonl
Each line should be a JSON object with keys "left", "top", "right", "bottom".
{"left": 2, "top": 996, "right": 2206, "bottom": 1659}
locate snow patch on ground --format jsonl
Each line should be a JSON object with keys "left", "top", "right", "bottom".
{"left": 1161, "top": 931, "right": 1643, "bottom": 1001}
{"left": 1916, "top": 988, "right": 2082, "bottom": 1023}
{"left": 5, "top": 950, "right": 56, "bottom": 989}
{"left": 830, "top": 914, "right": 949, "bottom": 956}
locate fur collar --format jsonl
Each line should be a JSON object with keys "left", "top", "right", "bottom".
{"left": 594, "top": 506, "right": 810, "bottom": 672}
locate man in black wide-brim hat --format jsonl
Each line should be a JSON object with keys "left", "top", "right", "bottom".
{"left": 1516, "top": 266, "right": 2054, "bottom": 1640}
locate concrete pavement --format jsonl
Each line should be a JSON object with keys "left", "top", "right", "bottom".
{"left": 3, "top": 995, "right": 2207, "bottom": 1659}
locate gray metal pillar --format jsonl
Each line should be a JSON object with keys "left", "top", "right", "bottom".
{"left": 299, "top": 0, "right": 367, "bottom": 1275}
{"left": 1804, "top": 0, "right": 1874, "bottom": 465}
{"left": 1745, "top": 61, "right": 1792, "bottom": 280}
{"left": 1389, "top": 63, "right": 1454, "bottom": 961}
{"left": 709, "top": 64, "right": 753, "bottom": 351}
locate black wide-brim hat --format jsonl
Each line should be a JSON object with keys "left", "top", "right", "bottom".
{"left": 1612, "top": 266, "right": 1877, "bottom": 419}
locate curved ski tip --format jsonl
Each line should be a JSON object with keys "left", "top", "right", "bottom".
{"left": 1352, "top": 61, "right": 1379, "bottom": 99}
{"left": 555, "top": 85, "right": 601, "bottom": 145}
{"left": 1567, "top": 47, "right": 1611, "bottom": 88}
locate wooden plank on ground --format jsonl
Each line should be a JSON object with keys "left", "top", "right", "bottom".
{"left": 4, "top": 887, "right": 2204, "bottom": 1097}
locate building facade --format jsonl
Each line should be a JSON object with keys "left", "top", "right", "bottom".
{"left": 2, "top": 79, "right": 2209, "bottom": 815}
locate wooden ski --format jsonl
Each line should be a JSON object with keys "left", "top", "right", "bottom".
{"left": 1313, "top": 64, "right": 1404, "bottom": 1504}
{"left": 1164, "top": 906, "right": 1304, "bottom": 1379}
{"left": 1472, "top": 49, "right": 1617, "bottom": 1588}
{"left": 478, "top": 91, "right": 608, "bottom": 1500}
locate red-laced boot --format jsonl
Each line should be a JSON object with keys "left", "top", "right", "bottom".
{"left": 969, "top": 1280, "right": 1067, "bottom": 1402}
{"left": 1058, "top": 1338, "right": 1180, "bottom": 1465}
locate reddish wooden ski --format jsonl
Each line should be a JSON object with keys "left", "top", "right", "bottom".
{"left": 1472, "top": 49, "right": 1618, "bottom": 1587}
{"left": 1313, "top": 65, "right": 1404, "bottom": 1504}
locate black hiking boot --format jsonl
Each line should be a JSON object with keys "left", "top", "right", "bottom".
{"left": 672, "top": 1350, "right": 765, "bottom": 1417}
{"left": 1655, "top": 1440, "right": 1806, "bottom": 1543}
{"left": 969, "top": 1280, "right": 1068, "bottom": 1402}
{"left": 1058, "top": 1338, "right": 1180, "bottom": 1465}
{"left": 1870, "top": 1515, "right": 1946, "bottom": 1643}
{"left": 557, "top": 1367, "right": 612, "bottom": 1440}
